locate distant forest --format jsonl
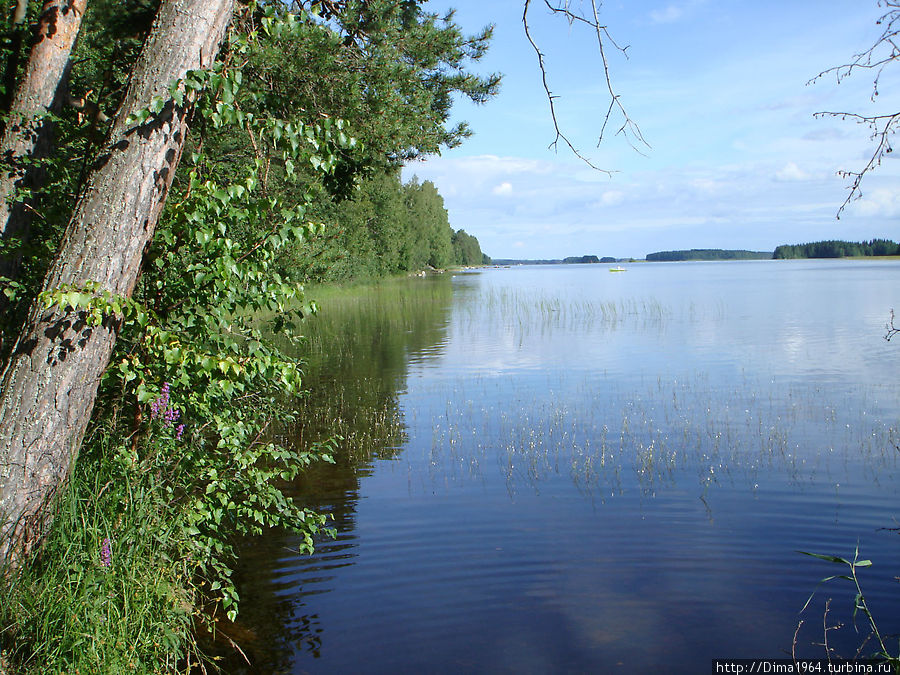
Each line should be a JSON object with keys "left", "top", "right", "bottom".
{"left": 491, "top": 255, "right": 617, "bottom": 265}
{"left": 293, "top": 174, "right": 490, "bottom": 281}
{"left": 646, "top": 249, "right": 772, "bottom": 262}
{"left": 773, "top": 239, "right": 900, "bottom": 259}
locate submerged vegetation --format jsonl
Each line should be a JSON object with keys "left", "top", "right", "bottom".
{"left": 425, "top": 371, "right": 900, "bottom": 499}
{"left": 220, "top": 268, "right": 900, "bottom": 670}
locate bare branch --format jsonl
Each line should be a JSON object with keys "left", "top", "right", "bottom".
{"left": 886, "top": 308, "right": 900, "bottom": 341}
{"left": 522, "top": 0, "right": 649, "bottom": 172}
{"left": 811, "top": 1, "right": 900, "bottom": 217}
{"left": 813, "top": 109, "right": 900, "bottom": 217}
{"left": 808, "top": 0, "right": 900, "bottom": 100}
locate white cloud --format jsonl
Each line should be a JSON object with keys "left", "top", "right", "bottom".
{"left": 648, "top": 0, "right": 706, "bottom": 24}
{"left": 601, "top": 190, "right": 624, "bottom": 206}
{"left": 404, "top": 146, "right": 891, "bottom": 259}
{"left": 774, "top": 162, "right": 811, "bottom": 182}
{"left": 649, "top": 5, "right": 683, "bottom": 24}
{"left": 451, "top": 155, "right": 555, "bottom": 178}
{"left": 850, "top": 188, "right": 900, "bottom": 217}
{"left": 690, "top": 178, "right": 720, "bottom": 194}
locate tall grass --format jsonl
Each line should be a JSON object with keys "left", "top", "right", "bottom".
{"left": 0, "top": 427, "right": 203, "bottom": 674}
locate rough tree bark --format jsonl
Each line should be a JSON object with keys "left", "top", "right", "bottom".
{"left": 0, "top": 0, "right": 88, "bottom": 281}
{"left": 0, "top": 0, "right": 31, "bottom": 117}
{"left": 0, "top": 0, "right": 235, "bottom": 568}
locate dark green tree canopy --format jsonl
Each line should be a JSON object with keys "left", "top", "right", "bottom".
{"left": 240, "top": 0, "right": 500, "bottom": 173}
{"left": 773, "top": 239, "right": 900, "bottom": 259}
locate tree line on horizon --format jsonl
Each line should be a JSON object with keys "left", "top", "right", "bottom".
{"left": 644, "top": 240, "right": 899, "bottom": 262}
{"left": 645, "top": 249, "right": 771, "bottom": 261}
{"left": 773, "top": 239, "right": 899, "bottom": 259}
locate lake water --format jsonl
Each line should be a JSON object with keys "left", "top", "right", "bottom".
{"left": 232, "top": 260, "right": 900, "bottom": 674}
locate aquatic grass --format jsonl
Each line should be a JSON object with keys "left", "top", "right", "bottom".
{"left": 454, "top": 285, "right": 675, "bottom": 341}
{"left": 410, "top": 370, "right": 900, "bottom": 503}
{"left": 797, "top": 546, "right": 900, "bottom": 668}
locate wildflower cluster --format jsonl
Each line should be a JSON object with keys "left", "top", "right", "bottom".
{"left": 100, "top": 537, "right": 112, "bottom": 568}
{"left": 149, "top": 382, "right": 185, "bottom": 440}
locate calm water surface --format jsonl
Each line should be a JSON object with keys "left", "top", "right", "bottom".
{"left": 234, "top": 260, "right": 900, "bottom": 674}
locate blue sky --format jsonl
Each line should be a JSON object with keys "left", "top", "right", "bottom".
{"left": 399, "top": 1, "right": 900, "bottom": 260}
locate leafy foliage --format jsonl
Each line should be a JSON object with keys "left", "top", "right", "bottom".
{"left": 0, "top": 1, "right": 497, "bottom": 670}
{"left": 241, "top": 0, "right": 499, "bottom": 171}
{"left": 288, "top": 170, "right": 482, "bottom": 283}
{"left": 98, "top": 10, "right": 356, "bottom": 622}
{"left": 192, "top": 0, "right": 496, "bottom": 283}
{"left": 799, "top": 547, "right": 900, "bottom": 667}
{"left": 452, "top": 228, "right": 484, "bottom": 267}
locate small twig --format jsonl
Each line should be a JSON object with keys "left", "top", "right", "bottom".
{"left": 522, "top": 0, "right": 649, "bottom": 172}
{"left": 792, "top": 618, "right": 803, "bottom": 665}
{"left": 823, "top": 599, "right": 835, "bottom": 664}
{"left": 247, "top": 417, "right": 272, "bottom": 449}
{"left": 812, "top": 110, "right": 900, "bottom": 218}
{"left": 810, "top": 1, "right": 900, "bottom": 217}
{"left": 885, "top": 308, "right": 900, "bottom": 341}
{"left": 808, "top": 0, "right": 900, "bottom": 95}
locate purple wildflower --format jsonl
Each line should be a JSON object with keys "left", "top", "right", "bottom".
{"left": 175, "top": 424, "right": 185, "bottom": 440}
{"left": 100, "top": 537, "right": 112, "bottom": 567}
{"left": 150, "top": 382, "right": 170, "bottom": 420}
{"left": 164, "top": 407, "right": 180, "bottom": 426}
{"left": 149, "top": 382, "right": 183, "bottom": 433}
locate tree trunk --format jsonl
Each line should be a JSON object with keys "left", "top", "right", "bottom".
{"left": 0, "top": 0, "right": 88, "bottom": 281}
{"left": 0, "top": 0, "right": 234, "bottom": 569}
{"left": 0, "top": 0, "right": 32, "bottom": 117}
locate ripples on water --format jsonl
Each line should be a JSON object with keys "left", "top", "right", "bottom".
{"left": 232, "top": 261, "right": 900, "bottom": 674}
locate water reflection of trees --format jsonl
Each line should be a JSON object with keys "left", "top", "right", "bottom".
{"left": 226, "top": 276, "right": 455, "bottom": 672}
{"left": 223, "top": 272, "right": 900, "bottom": 672}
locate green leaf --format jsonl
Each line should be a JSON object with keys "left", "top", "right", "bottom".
{"left": 125, "top": 109, "right": 151, "bottom": 126}
{"left": 798, "top": 551, "right": 851, "bottom": 565}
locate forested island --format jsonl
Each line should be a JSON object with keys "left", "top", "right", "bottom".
{"left": 773, "top": 239, "right": 900, "bottom": 259}
{"left": 645, "top": 249, "right": 773, "bottom": 261}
